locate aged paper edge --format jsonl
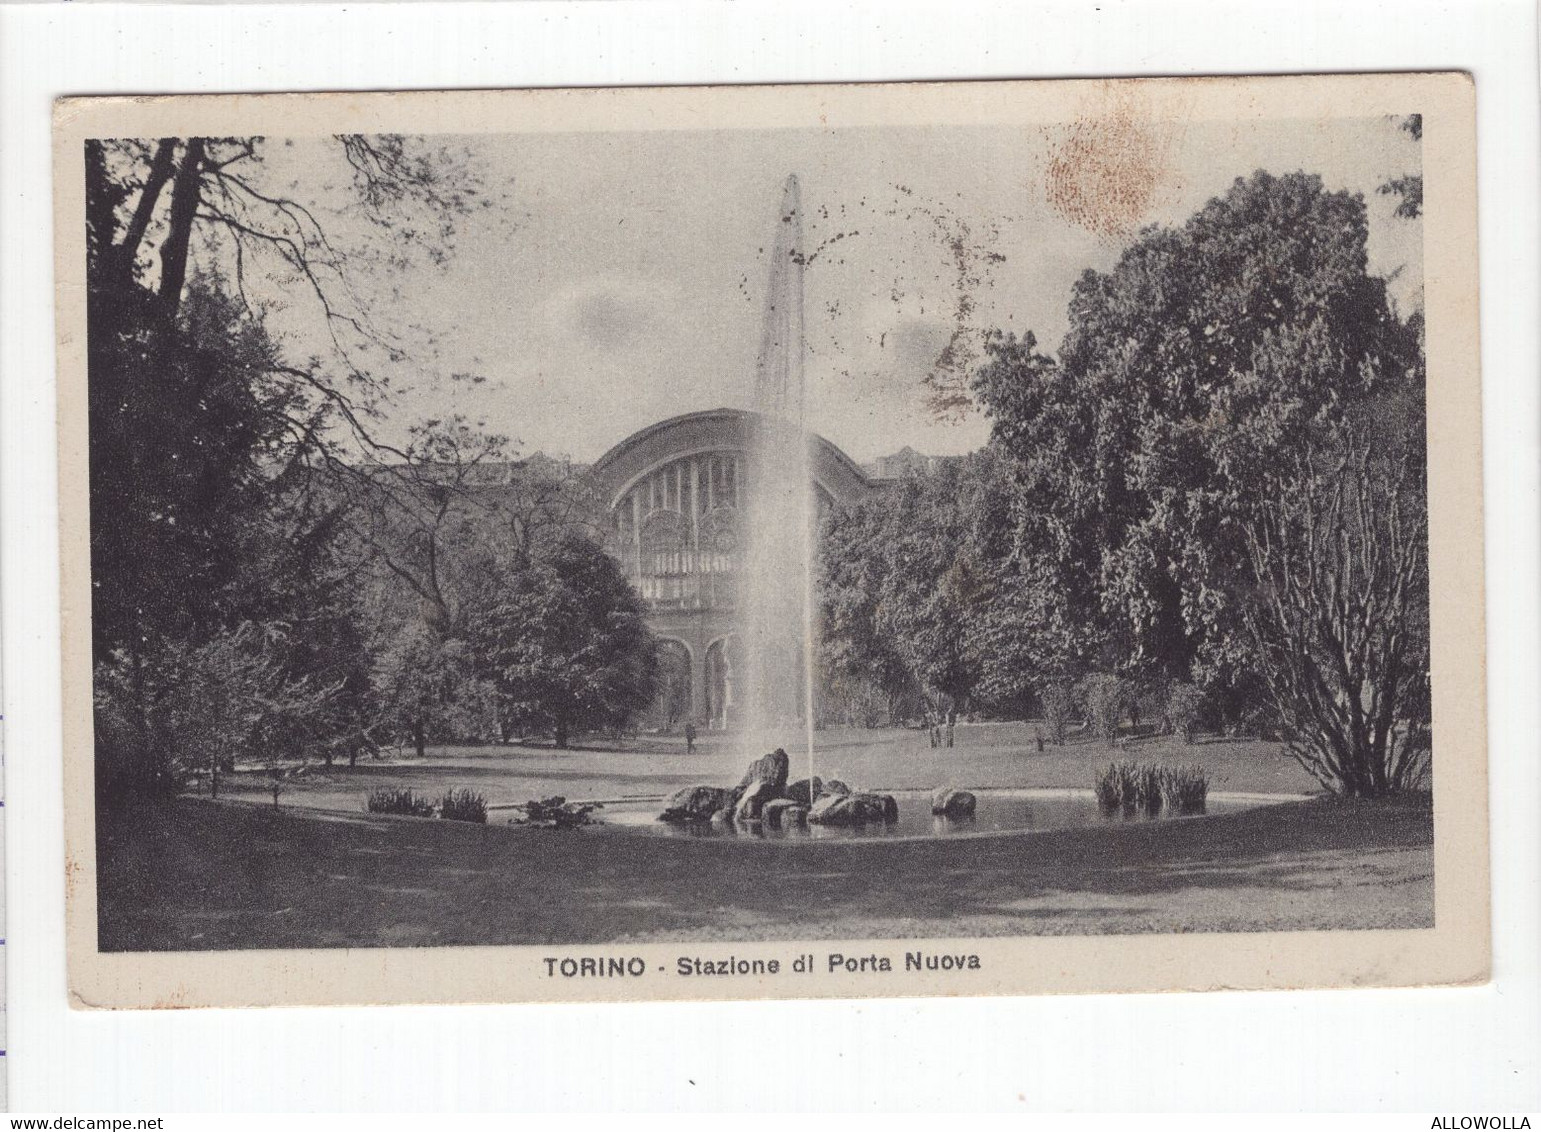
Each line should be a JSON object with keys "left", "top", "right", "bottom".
{"left": 53, "top": 73, "right": 1490, "bottom": 1009}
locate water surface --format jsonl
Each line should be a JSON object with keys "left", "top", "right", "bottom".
{"left": 596, "top": 788, "right": 1267, "bottom": 841}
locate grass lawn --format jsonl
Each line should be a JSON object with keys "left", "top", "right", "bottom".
{"left": 97, "top": 790, "right": 1433, "bottom": 950}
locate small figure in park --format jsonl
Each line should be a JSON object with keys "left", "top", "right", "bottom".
{"left": 945, "top": 709, "right": 956, "bottom": 749}
{"left": 684, "top": 721, "right": 697, "bottom": 755}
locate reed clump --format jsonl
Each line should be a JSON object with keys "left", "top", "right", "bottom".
{"left": 1093, "top": 762, "right": 1208, "bottom": 817}
{"left": 438, "top": 788, "right": 488, "bottom": 823}
{"left": 366, "top": 787, "right": 436, "bottom": 818}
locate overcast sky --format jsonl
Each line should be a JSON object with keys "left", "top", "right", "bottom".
{"left": 244, "top": 115, "right": 1422, "bottom": 466}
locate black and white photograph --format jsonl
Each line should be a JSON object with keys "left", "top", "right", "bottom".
{"left": 55, "top": 75, "right": 1488, "bottom": 1007}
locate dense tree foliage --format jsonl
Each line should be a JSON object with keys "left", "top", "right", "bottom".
{"left": 86, "top": 135, "right": 657, "bottom": 798}
{"left": 85, "top": 134, "right": 485, "bottom": 796}
{"left": 474, "top": 534, "right": 658, "bottom": 748}
{"left": 826, "top": 167, "right": 1429, "bottom": 794}
{"left": 973, "top": 171, "right": 1423, "bottom": 711}
{"left": 819, "top": 447, "right": 1076, "bottom": 720}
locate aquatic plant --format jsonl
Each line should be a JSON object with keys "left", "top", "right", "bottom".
{"left": 366, "top": 787, "right": 436, "bottom": 818}
{"left": 438, "top": 788, "right": 488, "bottom": 824}
{"left": 1094, "top": 761, "right": 1144, "bottom": 814}
{"left": 1137, "top": 764, "right": 1165, "bottom": 816}
{"left": 1160, "top": 765, "right": 1209, "bottom": 815}
{"left": 1093, "top": 762, "right": 1209, "bottom": 816}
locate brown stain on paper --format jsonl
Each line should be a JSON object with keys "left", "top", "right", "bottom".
{"left": 1043, "top": 89, "right": 1182, "bottom": 238}
{"left": 152, "top": 986, "right": 197, "bottom": 1010}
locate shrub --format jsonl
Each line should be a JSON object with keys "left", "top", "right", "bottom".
{"left": 1040, "top": 684, "right": 1073, "bottom": 745}
{"left": 1166, "top": 683, "right": 1206, "bottom": 744}
{"left": 366, "top": 787, "right": 436, "bottom": 818}
{"left": 1160, "top": 765, "right": 1209, "bottom": 815}
{"left": 438, "top": 788, "right": 488, "bottom": 823}
{"left": 1079, "top": 674, "right": 1129, "bottom": 748}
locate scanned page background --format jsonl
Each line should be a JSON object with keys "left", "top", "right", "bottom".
{"left": 4, "top": 0, "right": 1536, "bottom": 1112}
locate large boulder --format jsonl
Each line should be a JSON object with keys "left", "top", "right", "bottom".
{"left": 808, "top": 791, "right": 899, "bottom": 827}
{"left": 808, "top": 793, "right": 847, "bottom": 824}
{"left": 762, "top": 799, "right": 807, "bottom": 828}
{"left": 737, "top": 748, "right": 791, "bottom": 795}
{"left": 784, "top": 776, "right": 826, "bottom": 806}
{"left": 659, "top": 785, "right": 732, "bottom": 823}
{"left": 824, "top": 778, "right": 853, "bottom": 797}
{"left": 930, "top": 787, "right": 977, "bottom": 819}
{"left": 870, "top": 793, "right": 900, "bottom": 824}
{"left": 734, "top": 778, "right": 778, "bottom": 821}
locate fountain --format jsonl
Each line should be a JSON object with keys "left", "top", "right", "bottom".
{"left": 652, "top": 176, "right": 901, "bottom": 830}
{"left": 738, "top": 174, "right": 818, "bottom": 788}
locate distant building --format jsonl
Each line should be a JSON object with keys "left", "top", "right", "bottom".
{"left": 864, "top": 444, "right": 948, "bottom": 481}
{"left": 587, "top": 407, "right": 876, "bottom": 729}
{"left": 392, "top": 409, "right": 942, "bottom": 731}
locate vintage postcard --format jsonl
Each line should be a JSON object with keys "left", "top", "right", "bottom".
{"left": 55, "top": 74, "right": 1487, "bottom": 1008}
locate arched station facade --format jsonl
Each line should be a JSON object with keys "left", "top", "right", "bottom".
{"left": 588, "top": 408, "right": 874, "bottom": 729}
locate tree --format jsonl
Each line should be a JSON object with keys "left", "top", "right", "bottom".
{"left": 818, "top": 448, "right": 1075, "bottom": 719}
{"left": 87, "top": 275, "right": 293, "bottom": 656}
{"left": 370, "top": 621, "right": 500, "bottom": 757}
{"left": 86, "top": 275, "right": 370, "bottom": 797}
{"left": 342, "top": 420, "right": 633, "bottom": 752}
{"left": 349, "top": 416, "right": 511, "bottom": 638}
{"left": 1235, "top": 416, "right": 1430, "bottom": 794}
{"left": 973, "top": 170, "right": 1423, "bottom": 723}
{"left": 95, "top": 621, "right": 340, "bottom": 799}
{"left": 86, "top": 135, "right": 487, "bottom": 654}
{"left": 818, "top": 496, "right": 924, "bottom": 720}
{"left": 478, "top": 533, "right": 658, "bottom": 748}
{"left": 89, "top": 135, "right": 483, "bottom": 355}
{"left": 490, "top": 452, "right": 606, "bottom": 556}
{"left": 1379, "top": 114, "right": 1423, "bottom": 220}
{"left": 818, "top": 468, "right": 978, "bottom": 715}
{"left": 85, "top": 134, "right": 491, "bottom": 796}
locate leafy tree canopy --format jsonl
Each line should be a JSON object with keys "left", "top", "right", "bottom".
{"left": 475, "top": 533, "right": 658, "bottom": 747}
{"left": 972, "top": 170, "right": 1422, "bottom": 695}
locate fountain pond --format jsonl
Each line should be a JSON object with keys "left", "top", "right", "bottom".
{"left": 595, "top": 788, "right": 1275, "bottom": 842}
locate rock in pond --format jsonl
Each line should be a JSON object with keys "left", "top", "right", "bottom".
{"left": 807, "top": 793, "right": 845, "bottom": 824}
{"left": 762, "top": 799, "right": 807, "bottom": 828}
{"left": 737, "top": 747, "right": 791, "bottom": 795}
{"left": 808, "top": 791, "right": 899, "bottom": 827}
{"left": 930, "top": 787, "right": 977, "bottom": 819}
{"left": 659, "top": 785, "right": 733, "bottom": 823}
{"left": 734, "top": 778, "right": 778, "bottom": 821}
{"left": 783, "top": 776, "right": 823, "bottom": 807}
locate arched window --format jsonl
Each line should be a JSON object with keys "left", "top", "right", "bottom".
{"left": 641, "top": 509, "right": 686, "bottom": 578}
{"left": 702, "top": 506, "right": 738, "bottom": 572}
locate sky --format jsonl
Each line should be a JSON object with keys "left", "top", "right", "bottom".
{"left": 237, "top": 114, "right": 1423, "bottom": 466}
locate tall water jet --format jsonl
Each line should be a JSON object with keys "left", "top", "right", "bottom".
{"left": 739, "top": 174, "right": 819, "bottom": 788}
